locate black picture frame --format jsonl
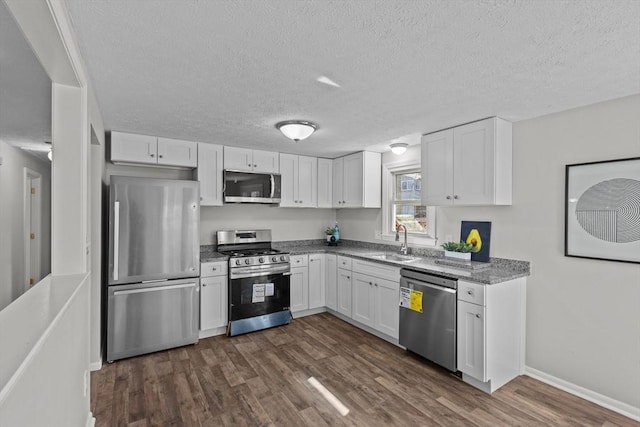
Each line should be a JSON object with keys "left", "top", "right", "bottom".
{"left": 564, "top": 157, "right": 640, "bottom": 264}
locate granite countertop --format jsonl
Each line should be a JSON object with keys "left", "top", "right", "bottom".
{"left": 201, "top": 240, "right": 530, "bottom": 285}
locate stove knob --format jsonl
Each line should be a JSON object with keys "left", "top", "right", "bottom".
{"left": 235, "top": 259, "right": 241, "bottom": 266}
{"left": 280, "top": 255, "right": 287, "bottom": 262}
{"left": 258, "top": 257, "right": 265, "bottom": 263}
{"left": 272, "top": 256, "right": 278, "bottom": 262}
{"left": 245, "top": 258, "right": 251, "bottom": 265}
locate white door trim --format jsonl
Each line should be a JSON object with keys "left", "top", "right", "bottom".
{"left": 23, "top": 168, "right": 42, "bottom": 293}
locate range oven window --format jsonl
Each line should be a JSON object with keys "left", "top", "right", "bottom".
{"left": 229, "top": 272, "right": 290, "bottom": 321}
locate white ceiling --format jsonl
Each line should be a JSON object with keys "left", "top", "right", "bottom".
{"left": 61, "top": 1, "right": 640, "bottom": 157}
{"left": 0, "top": 0, "right": 52, "bottom": 162}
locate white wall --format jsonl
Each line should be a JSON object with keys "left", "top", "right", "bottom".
{"left": 0, "top": 141, "right": 51, "bottom": 311}
{"left": 200, "top": 205, "right": 336, "bottom": 244}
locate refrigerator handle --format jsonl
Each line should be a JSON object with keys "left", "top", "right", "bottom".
{"left": 113, "top": 201, "right": 120, "bottom": 281}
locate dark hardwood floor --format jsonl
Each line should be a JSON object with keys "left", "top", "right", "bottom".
{"left": 91, "top": 313, "right": 636, "bottom": 426}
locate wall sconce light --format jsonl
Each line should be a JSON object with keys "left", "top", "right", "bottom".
{"left": 275, "top": 120, "right": 318, "bottom": 142}
{"left": 390, "top": 142, "right": 408, "bottom": 155}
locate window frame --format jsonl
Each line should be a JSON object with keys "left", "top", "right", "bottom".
{"left": 381, "top": 160, "right": 437, "bottom": 247}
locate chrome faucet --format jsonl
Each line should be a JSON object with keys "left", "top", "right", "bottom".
{"left": 395, "top": 224, "right": 408, "bottom": 255}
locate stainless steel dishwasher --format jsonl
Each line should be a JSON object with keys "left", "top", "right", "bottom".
{"left": 399, "top": 268, "right": 457, "bottom": 371}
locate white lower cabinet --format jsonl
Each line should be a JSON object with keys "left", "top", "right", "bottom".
{"left": 337, "top": 267, "right": 352, "bottom": 317}
{"left": 290, "top": 255, "right": 309, "bottom": 313}
{"left": 351, "top": 259, "right": 400, "bottom": 339}
{"left": 200, "top": 261, "right": 228, "bottom": 331}
{"left": 456, "top": 278, "right": 526, "bottom": 393}
{"left": 308, "top": 254, "right": 325, "bottom": 309}
{"left": 324, "top": 254, "right": 337, "bottom": 310}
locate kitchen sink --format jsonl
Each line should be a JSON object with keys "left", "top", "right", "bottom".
{"left": 362, "top": 252, "right": 421, "bottom": 263}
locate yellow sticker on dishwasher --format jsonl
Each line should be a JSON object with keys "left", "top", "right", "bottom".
{"left": 409, "top": 290, "right": 423, "bottom": 313}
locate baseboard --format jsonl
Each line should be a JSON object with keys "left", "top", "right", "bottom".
{"left": 85, "top": 411, "right": 95, "bottom": 427}
{"left": 89, "top": 361, "right": 102, "bottom": 372}
{"left": 525, "top": 366, "right": 640, "bottom": 422}
{"left": 292, "top": 307, "right": 326, "bottom": 319}
{"left": 199, "top": 326, "right": 227, "bottom": 339}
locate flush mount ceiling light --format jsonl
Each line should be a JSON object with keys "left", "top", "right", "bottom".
{"left": 275, "top": 120, "right": 318, "bottom": 142}
{"left": 390, "top": 142, "right": 408, "bottom": 155}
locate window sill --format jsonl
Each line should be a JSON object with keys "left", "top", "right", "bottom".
{"left": 379, "top": 233, "right": 438, "bottom": 248}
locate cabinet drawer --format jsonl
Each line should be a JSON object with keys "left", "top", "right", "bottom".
{"left": 352, "top": 259, "right": 400, "bottom": 282}
{"left": 458, "top": 281, "right": 485, "bottom": 306}
{"left": 290, "top": 254, "right": 308, "bottom": 268}
{"left": 337, "top": 256, "right": 352, "bottom": 270}
{"left": 201, "top": 261, "right": 227, "bottom": 278}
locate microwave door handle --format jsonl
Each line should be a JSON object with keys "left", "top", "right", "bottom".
{"left": 270, "top": 174, "right": 275, "bottom": 199}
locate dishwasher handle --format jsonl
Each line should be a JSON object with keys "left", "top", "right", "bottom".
{"left": 402, "top": 279, "right": 457, "bottom": 294}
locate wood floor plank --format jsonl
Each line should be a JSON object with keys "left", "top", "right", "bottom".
{"left": 92, "top": 313, "right": 636, "bottom": 426}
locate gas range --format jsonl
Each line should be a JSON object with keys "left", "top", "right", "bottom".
{"left": 216, "top": 229, "right": 290, "bottom": 278}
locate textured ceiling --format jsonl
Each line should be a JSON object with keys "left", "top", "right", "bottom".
{"left": 59, "top": 0, "right": 640, "bottom": 158}
{"left": 0, "top": 0, "right": 51, "bottom": 158}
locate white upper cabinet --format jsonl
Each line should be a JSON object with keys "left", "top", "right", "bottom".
{"left": 317, "top": 158, "right": 333, "bottom": 208}
{"left": 279, "top": 153, "right": 317, "bottom": 207}
{"left": 110, "top": 131, "right": 197, "bottom": 168}
{"left": 332, "top": 151, "right": 381, "bottom": 208}
{"left": 157, "top": 137, "right": 198, "bottom": 167}
{"left": 421, "top": 117, "right": 512, "bottom": 206}
{"left": 224, "top": 146, "right": 279, "bottom": 173}
{"left": 196, "top": 143, "right": 223, "bottom": 206}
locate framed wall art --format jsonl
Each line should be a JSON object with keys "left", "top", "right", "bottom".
{"left": 565, "top": 157, "right": 640, "bottom": 264}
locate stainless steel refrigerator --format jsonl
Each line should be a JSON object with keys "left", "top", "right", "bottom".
{"left": 107, "top": 176, "right": 200, "bottom": 362}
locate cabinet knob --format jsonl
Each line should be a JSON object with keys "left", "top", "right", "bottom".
{"left": 150, "top": 154, "right": 155, "bottom": 158}
{"left": 454, "top": 195, "right": 459, "bottom": 199}
{"left": 342, "top": 200, "right": 346, "bottom": 204}
{"left": 347, "top": 275, "right": 350, "bottom": 279}
{"left": 369, "top": 281, "right": 372, "bottom": 286}
{"left": 212, "top": 267, "right": 217, "bottom": 271}
{"left": 202, "top": 284, "right": 207, "bottom": 287}
{"left": 446, "top": 195, "right": 451, "bottom": 200}
{"left": 159, "top": 155, "right": 163, "bottom": 158}
{"left": 253, "top": 164, "right": 257, "bottom": 167}
{"left": 475, "top": 314, "right": 481, "bottom": 319}
{"left": 467, "top": 290, "right": 473, "bottom": 295}
{"left": 248, "top": 163, "right": 252, "bottom": 167}
{"left": 375, "top": 283, "right": 378, "bottom": 287}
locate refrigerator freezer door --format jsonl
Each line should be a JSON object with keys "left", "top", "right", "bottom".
{"left": 109, "top": 176, "right": 200, "bottom": 284}
{"left": 107, "top": 278, "right": 200, "bottom": 361}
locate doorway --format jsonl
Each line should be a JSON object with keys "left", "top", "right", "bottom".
{"left": 23, "top": 168, "right": 42, "bottom": 293}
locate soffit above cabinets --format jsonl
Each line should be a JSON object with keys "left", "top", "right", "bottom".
{"left": 65, "top": 1, "right": 640, "bottom": 158}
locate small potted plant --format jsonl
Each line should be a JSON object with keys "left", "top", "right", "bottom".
{"left": 325, "top": 226, "right": 335, "bottom": 242}
{"left": 441, "top": 241, "right": 473, "bottom": 261}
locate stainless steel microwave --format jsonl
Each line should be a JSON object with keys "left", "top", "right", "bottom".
{"left": 223, "top": 170, "right": 281, "bottom": 204}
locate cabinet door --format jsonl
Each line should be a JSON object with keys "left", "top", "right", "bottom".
{"left": 317, "top": 158, "right": 333, "bottom": 208}
{"left": 200, "top": 276, "right": 227, "bottom": 330}
{"left": 374, "top": 277, "right": 399, "bottom": 339}
{"left": 336, "top": 268, "right": 352, "bottom": 317}
{"left": 197, "top": 143, "right": 223, "bottom": 206}
{"left": 453, "top": 118, "right": 495, "bottom": 205}
{"left": 325, "top": 254, "right": 337, "bottom": 310}
{"left": 352, "top": 273, "right": 375, "bottom": 328}
{"left": 421, "top": 129, "right": 454, "bottom": 206}
{"left": 297, "top": 155, "right": 317, "bottom": 207}
{"left": 308, "top": 254, "right": 325, "bottom": 309}
{"left": 342, "top": 152, "right": 364, "bottom": 207}
{"left": 332, "top": 157, "right": 344, "bottom": 208}
{"left": 252, "top": 149, "right": 279, "bottom": 173}
{"left": 157, "top": 137, "right": 197, "bottom": 167}
{"left": 290, "top": 266, "right": 309, "bottom": 313}
{"left": 457, "top": 300, "right": 487, "bottom": 381}
{"left": 111, "top": 131, "right": 157, "bottom": 165}
{"left": 224, "top": 146, "right": 253, "bottom": 171}
{"left": 279, "top": 153, "right": 298, "bottom": 207}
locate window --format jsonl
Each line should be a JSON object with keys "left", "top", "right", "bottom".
{"left": 382, "top": 162, "right": 436, "bottom": 245}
